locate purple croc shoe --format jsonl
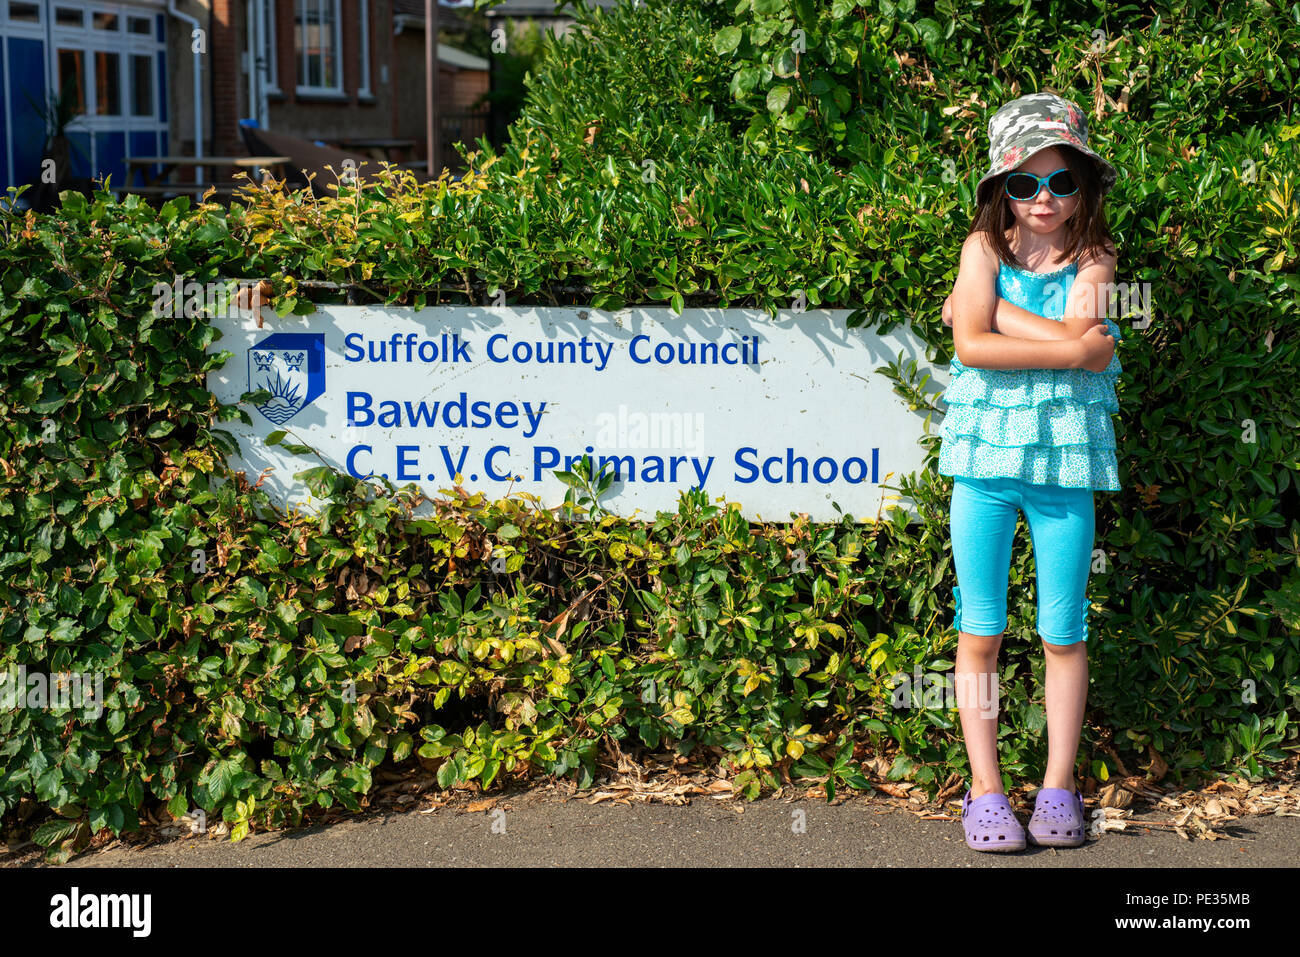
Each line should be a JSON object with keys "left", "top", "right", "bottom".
{"left": 1027, "top": 787, "right": 1086, "bottom": 847}
{"left": 960, "top": 788, "right": 1026, "bottom": 852}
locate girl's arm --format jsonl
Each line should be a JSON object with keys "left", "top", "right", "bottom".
{"left": 943, "top": 247, "right": 1118, "bottom": 340}
{"left": 1059, "top": 248, "right": 1119, "bottom": 339}
{"left": 950, "top": 233, "right": 1085, "bottom": 371}
{"left": 945, "top": 295, "right": 1077, "bottom": 340}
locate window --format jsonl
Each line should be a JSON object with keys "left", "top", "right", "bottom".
{"left": 57, "top": 48, "right": 88, "bottom": 115}
{"left": 8, "top": 2, "right": 41, "bottom": 22}
{"left": 130, "top": 53, "right": 153, "bottom": 115}
{"left": 294, "top": 0, "right": 342, "bottom": 95}
{"left": 94, "top": 50, "right": 121, "bottom": 115}
{"left": 49, "top": 3, "right": 166, "bottom": 124}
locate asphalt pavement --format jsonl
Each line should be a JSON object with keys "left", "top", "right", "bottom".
{"left": 17, "top": 787, "right": 1297, "bottom": 868}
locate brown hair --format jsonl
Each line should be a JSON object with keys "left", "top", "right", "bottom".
{"left": 969, "top": 145, "right": 1118, "bottom": 270}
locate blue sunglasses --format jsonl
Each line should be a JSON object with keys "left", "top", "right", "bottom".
{"left": 1005, "top": 168, "right": 1078, "bottom": 200}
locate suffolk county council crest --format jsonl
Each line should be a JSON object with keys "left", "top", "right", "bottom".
{"left": 247, "top": 333, "right": 326, "bottom": 425}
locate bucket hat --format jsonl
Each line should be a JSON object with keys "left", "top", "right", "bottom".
{"left": 975, "top": 92, "right": 1118, "bottom": 206}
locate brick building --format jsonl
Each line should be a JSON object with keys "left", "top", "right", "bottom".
{"left": 0, "top": 0, "right": 489, "bottom": 196}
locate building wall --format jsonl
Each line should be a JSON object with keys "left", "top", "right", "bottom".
{"left": 393, "top": 34, "right": 488, "bottom": 167}
{"left": 163, "top": 0, "right": 211, "bottom": 158}
{"left": 166, "top": 0, "right": 400, "bottom": 158}
{"left": 256, "top": 0, "right": 490, "bottom": 168}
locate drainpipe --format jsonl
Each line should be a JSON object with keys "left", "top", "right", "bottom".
{"left": 166, "top": 0, "right": 205, "bottom": 183}
{"left": 245, "top": 0, "right": 257, "bottom": 123}
{"left": 256, "top": 0, "right": 270, "bottom": 128}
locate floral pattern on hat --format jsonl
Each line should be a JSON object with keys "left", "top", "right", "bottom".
{"left": 1001, "top": 145, "right": 1029, "bottom": 169}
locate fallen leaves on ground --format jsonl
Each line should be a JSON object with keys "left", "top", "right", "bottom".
{"left": 41, "top": 746, "right": 1299, "bottom": 856}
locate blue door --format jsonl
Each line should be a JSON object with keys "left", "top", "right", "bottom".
{"left": 0, "top": 1, "right": 47, "bottom": 197}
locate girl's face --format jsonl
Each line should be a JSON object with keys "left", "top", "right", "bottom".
{"left": 1005, "top": 146, "right": 1079, "bottom": 235}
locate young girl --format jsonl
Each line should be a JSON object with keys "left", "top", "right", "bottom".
{"left": 936, "top": 92, "right": 1123, "bottom": 852}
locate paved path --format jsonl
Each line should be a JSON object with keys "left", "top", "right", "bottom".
{"left": 20, "top": 788, "right": 1297, "bottom": 868}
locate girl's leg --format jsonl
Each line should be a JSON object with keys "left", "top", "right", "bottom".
{"left": 956, "top": 633, "right": 1004, "bottom": 798}
{"left": 1041, "top": 643, "right": 1088, "bottom": 791}
{"left": 949, "top": 476, "right": 1018, "bottom": 798}
{"left": 1021, "top": 481, "right": 1095, "bottom": 794}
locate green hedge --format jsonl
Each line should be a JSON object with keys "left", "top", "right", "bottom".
{"left": 1, "top": 0, "right": 1297, "bottom": 861}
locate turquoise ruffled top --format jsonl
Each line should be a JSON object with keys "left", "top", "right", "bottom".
{"left": 937, "top": 258, "right": 1123, "bottom": 491}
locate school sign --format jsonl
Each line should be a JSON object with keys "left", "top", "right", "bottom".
{"left": 206, "top": 305, "right": 944, "bottom": 522}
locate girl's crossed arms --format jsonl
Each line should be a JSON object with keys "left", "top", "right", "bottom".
{"left": 941, "top": 233, "right": 1116, "bottom": 373}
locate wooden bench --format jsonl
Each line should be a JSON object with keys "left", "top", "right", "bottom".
{"left": 110, "top": 182, "right": 282, "bottom": 206}
{"left": 112, "top": 183, "right": 243, "bottom": 197}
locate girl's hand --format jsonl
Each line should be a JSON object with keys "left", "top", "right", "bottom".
{"left": 942, "top": 294, "right": 953, "bottom": 327}
{"left": 1075, "top": 323, "right": 1116, "bottom": 372}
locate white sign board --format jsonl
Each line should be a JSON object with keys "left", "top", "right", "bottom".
{"left": 206, "top": 306, "right": 945, "bottom": 522}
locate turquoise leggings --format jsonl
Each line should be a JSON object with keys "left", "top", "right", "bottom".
{"left": 949, "top": 475, "right": 1095, "bottom": 645}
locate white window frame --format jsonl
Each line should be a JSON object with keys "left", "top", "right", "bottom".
{"left": 48, "top": 2, "right": 167, "bottom": 128}
{"left": 1, "top": 0, "right": 46, "bottom": 30}
{"left": 244, "top": 0, "right": 279, "bottom": 126}
{"left": 256, "top": 0, "right": 280, "bottom": 94}
{"left": 357, "top": 0, "right": 370, "bottom": 98}
{"left": 294, "top": 0, "right": 344, "bottom": 98}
